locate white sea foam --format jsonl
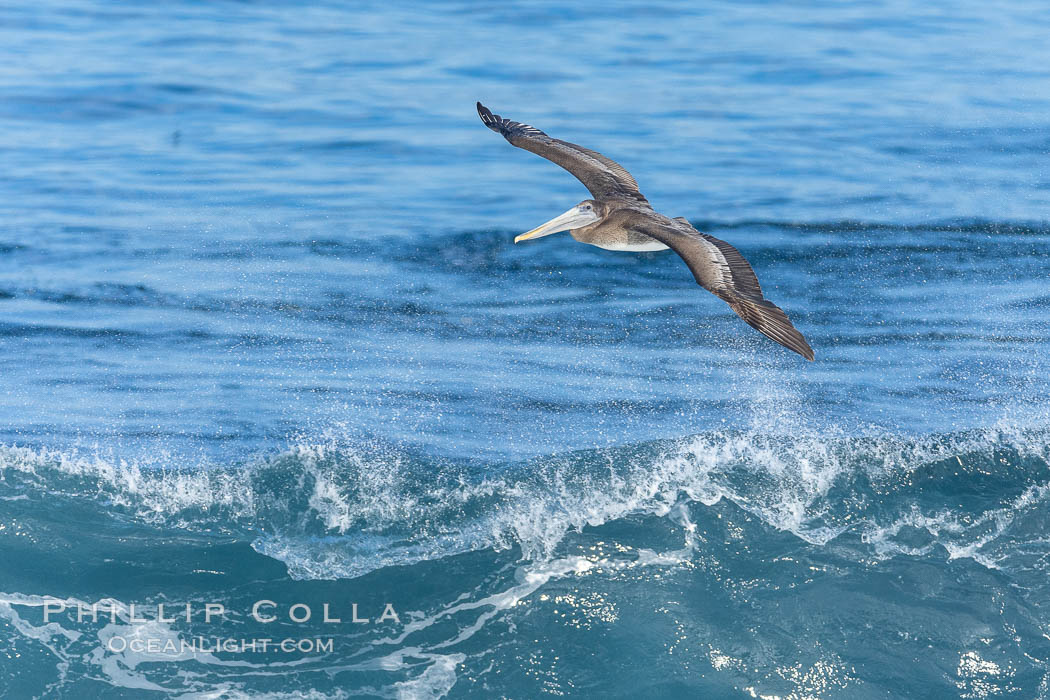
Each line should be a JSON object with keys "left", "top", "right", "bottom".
{"left": 3, "top": 421, "right": 1050, "bottom": 581}
{"left": 368, "top": 543, "right": 697, "bottom": 697}
{"left": 392, "top": 653, "right": 465, "bottom": 700}
{"left": 863, "top": 481, "right": 1050, "bottom": 568}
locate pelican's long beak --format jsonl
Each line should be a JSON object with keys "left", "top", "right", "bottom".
{"left": 514, "top": 205, "right": 600, "bottom": 243}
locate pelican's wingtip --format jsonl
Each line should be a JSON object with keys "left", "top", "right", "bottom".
{"left": 791, "top": 338, "right": 815, "bottom": 361}
{"left": 477, "top": 102, "right": 501, "bottom": 131}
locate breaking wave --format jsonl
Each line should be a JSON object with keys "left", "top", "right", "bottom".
{"left": 4, "top": 422, "right": 1049, "bottom": 581}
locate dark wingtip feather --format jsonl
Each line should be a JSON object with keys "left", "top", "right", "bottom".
{"left": 730, "top": 298, "right": 815, "bottom": 361}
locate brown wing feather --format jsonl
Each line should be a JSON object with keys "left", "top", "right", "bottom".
{"left": 624, "top": 214, "right": 814, "bottom": 360}
{"left": 477, "top": 102, "right": 648, "bottom": 205}
{"left": 701, "top": 233, "right": 764, "bottom": 299}
{"left": 727, "top": 298, "right": 814, "bottom": 361}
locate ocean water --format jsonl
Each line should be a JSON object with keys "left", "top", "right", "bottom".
{"left": 2, "top": 1, "right": 1050, "bottom": 697}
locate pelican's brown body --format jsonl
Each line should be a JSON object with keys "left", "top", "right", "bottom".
{"left": 569, "top": 202, "right": 672, "bottom": 251}
{"left": 478, "top": 102, "right": 814, "bottom": 361}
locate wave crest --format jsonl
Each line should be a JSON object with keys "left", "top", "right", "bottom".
{"left": 3, "top": 424, "right": 1049, "bottom": 580}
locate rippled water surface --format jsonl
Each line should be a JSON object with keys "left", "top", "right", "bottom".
{"left": 2, "top": 1, "right": 1050, "bottom": 698}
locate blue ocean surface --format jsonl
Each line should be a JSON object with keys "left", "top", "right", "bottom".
{"left": 2, "top": 1, "right": 1050, "bottom": 697}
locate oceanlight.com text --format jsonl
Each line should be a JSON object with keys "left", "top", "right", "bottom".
{"left": 106, "top": 636, "right": 336, "bottom": 655}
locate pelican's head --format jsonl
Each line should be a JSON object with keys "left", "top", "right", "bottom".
{"left": 514, "top": 200, "right": 602, "bottom": 243}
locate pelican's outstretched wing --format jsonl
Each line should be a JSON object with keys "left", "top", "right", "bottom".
{"left": 477, "top": 102, "right": 649, "bottom": 206}
{"left": 626, "top": 214, "right": 814, "bottom": 360}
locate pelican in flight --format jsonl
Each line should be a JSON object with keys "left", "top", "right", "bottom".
{"left": 477, "top": 102, "right": 814, "bottom": 360}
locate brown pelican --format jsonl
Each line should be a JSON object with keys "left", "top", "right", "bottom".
{"left": 477, "top": 102, "right": 814, "bottom": 361}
